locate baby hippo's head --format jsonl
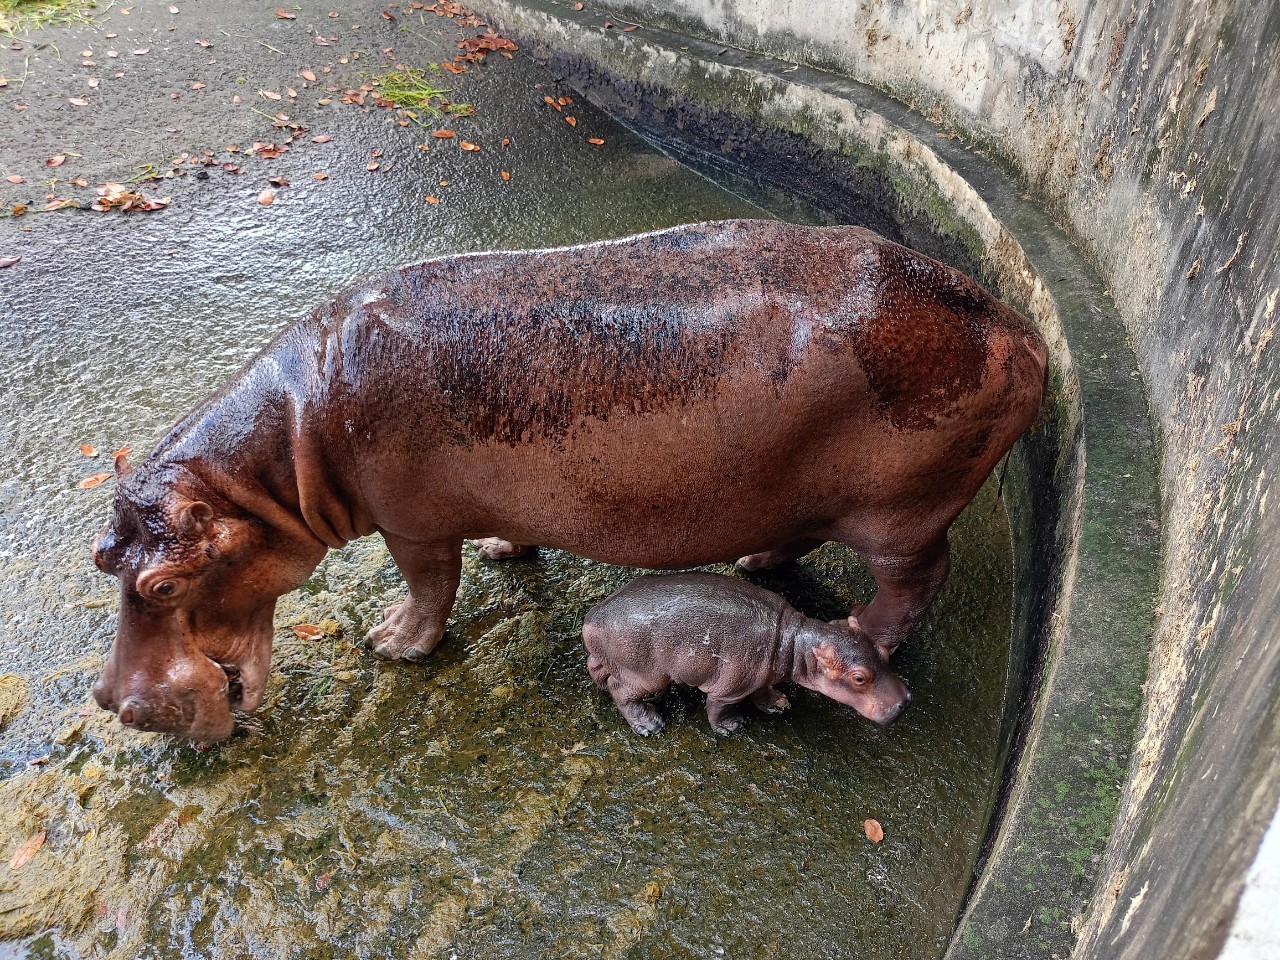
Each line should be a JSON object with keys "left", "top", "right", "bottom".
{"left": 800, "top": 618, "right": 911, "bottom": 725}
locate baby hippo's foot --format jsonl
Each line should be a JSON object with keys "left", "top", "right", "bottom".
{"left": 474, "top": 538, "right": 534, "bottom": 560}
{"left": 706, "top": 700, "right": 746, "bottom": 735}
{"left": 617, "top": 699, "right": 666, "bottom": 737}
{"left": 366, "top": 600, "right": 445, "bottom": 662}
{"left": 751, "top": 686, "right": 791, "bottom": 715}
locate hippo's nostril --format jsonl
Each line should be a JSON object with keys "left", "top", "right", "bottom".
{"left": 91, "top": 679, "right": 114, "bottom": 711}
{"left": 118, "top": 704, "right": 135, "bottom": 726}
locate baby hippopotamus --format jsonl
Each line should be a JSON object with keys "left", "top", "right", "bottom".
{"left": 582, "top": 572, "right": 911, "bottom": 736}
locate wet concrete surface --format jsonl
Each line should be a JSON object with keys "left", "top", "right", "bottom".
{"left": 2, "top": 3, "right": 1016, "bottom": 958}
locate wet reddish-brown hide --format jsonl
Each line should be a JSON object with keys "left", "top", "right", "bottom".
{"left": 90, "top": 220, "right": 1046, "bottom": 741}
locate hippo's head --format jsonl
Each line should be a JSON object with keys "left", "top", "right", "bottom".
{"left": 802, "top": 618, "right": 911, "bottom": 725}
{"left": 91, "top": 458, "right": 323, "bottom": 742}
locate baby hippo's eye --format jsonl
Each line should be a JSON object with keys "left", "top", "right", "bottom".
{"left": 155, "top": 580, "right": 177, "bottom": 597}
{"left": 850, "top": 671, "right": 870, "bottom": 687}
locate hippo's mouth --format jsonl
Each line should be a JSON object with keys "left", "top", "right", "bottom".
{"left": 214, "top": 659, "right": 246, "bottom": 710}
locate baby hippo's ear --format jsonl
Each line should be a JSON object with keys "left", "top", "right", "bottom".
{"left": 847, "top": 613, "right": 864, "bottom": 633}
{"left": 813, "top": 643, "right": 847, "bottom": 680}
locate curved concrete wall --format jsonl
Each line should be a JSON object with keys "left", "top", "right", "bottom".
{"left": 475, "top": 2, "right": 1280, "bottom": 958}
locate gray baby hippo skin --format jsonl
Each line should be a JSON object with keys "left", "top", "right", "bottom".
{"left": 582, "top": 572, "right": 911, "bottom": 736}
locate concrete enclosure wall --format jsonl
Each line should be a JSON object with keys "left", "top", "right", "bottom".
{"left": 501, "top": 1, "right": 1280, "bottom": 958}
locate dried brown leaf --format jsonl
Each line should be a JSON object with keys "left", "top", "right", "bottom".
{"left": 564, "top": 116, "right": 577, "bottom": 127}
{"left": 587, "top": 137, "right": 604, "bottom": 145}
{"left": 293, "top": 624, "right": 324, "bottom": 640}
{"left": 500, "top": 170, "right": 510, "bottom": 181}
{"left": 459, "top": 140, "right": 480, "bottom": 152}
{"left": 313, "top": 171, "right": 329, "bottom": 180}
{"left": 301, "top": 69, "right": 317, "bottom": 82}
{"left": 110, "top": 445, "right": 133, "bottom": 459}
{"left": 77, "top": 473, "right": 112, "bottom": 490}
{"left": 432, "top": 129, "right": 456, "bottom": 139}
{"left": 311, "top": 134, "right": 332, "bottom": 143}
{"left": 425, "top": 195, "right": 440, "bottom": 204}
{"left": 80, "top": 443, "right": 98, "bottom": 457}
{"left": 68, "top": 97, "right": 89, "bottom": 106}
{"left": 274, "top": 8, "right": 296, "bottom": 19}
{"left": 257, "top": 189, "right": 275, "bottom": 205}
{"left": 5, "top": 174, "right": 24, "bottom": 184}
{"left": 864, "top": 819, "right": 884, "bottom": 843}
{"left": 46, "top": 155, "right": 67, "bottom": 167}
{"left": 8, "top": 831, "right": 45, "bottom": 870}
{"left": 0, "top": 256, "right": 19, "bottom": 269}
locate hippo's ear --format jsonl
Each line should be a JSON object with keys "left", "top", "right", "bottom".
{"left": 813, "top": 643, "right": 846, "bottom": 680}
{"left": 177, "top": 501, "right": 215, "bottom": 541}
{"left": 846, "top": 614, "right": 863, "bottom": 633}
{"left": 113, "top": 452, "right": 133, "bottom": 479}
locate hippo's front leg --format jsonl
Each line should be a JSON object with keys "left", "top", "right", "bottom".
{"left": 367, "top": 535, "right": 463, "bottom": 662}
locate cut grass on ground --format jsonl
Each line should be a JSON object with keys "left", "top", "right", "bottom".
{"left": 0, "top": 0, "right": 98, "bottom": 37}
{"left": 365, "top": 66, "right": 475, "bottom": 123}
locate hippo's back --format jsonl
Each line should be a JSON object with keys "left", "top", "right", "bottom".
{"left": 584, "top": 572, "right": 790, "bottom": 673}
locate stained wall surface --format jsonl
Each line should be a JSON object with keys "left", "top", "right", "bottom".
{"left": 559, "top": 1, "right": 1280, "bottom": 957}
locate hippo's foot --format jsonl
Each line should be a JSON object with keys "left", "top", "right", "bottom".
{"left": 366, "top": 600, "right": 445, "bottom": 662}
{"left": 752, "top": 687, "right": 791, "bottom": 715}
{"left": 706, "top": 700, "right": 746, "bottom": 735}
{"left": 736, "top": 536, "right": 825, "bottom": 572}
{"left": 618, "top": 700, "right": 666, "bottom": 737}
{"left": 474, "top": 538, "right": 534, "bottom": 561}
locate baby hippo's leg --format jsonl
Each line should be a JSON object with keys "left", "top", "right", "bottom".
{"left": 606, "top": 675, "right": 667, "bottom": 737}
{"left": 751, "top": 687, "right": 791, "bottom": 714}
{"left": 706, "top": 698, "right": 748, "bottom": 735}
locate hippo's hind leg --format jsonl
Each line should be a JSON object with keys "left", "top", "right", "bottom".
{"left": 855, "top": 535, "right": 952, "bottom": 660}
{"left": 737, "top": 536, "right": 825, "bottom": 571}
{"left": 367, "top": 535, "right": 463, "bottom": 663}
{"left": 604, "top": 674, "right": 667, "bottom": 736}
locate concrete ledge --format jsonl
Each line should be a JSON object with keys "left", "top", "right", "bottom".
{"left": 468, "top": 2, "right": 1161, "bottom": 957}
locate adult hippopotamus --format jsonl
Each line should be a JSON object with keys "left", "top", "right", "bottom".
{"left": 90, "top": 219, "right": 1046, "bottom": 742}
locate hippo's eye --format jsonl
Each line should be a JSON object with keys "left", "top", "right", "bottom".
{"left": 850, "top": 671, "right": 870, "bottom": 687}
{"left": 155, "top": 580, "right": 177, "bottom": 597}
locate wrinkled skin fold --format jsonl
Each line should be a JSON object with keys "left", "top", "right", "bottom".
{"left": 90, "top": 220, "right": 1046, "bottom": 742}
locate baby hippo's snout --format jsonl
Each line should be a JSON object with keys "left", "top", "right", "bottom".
{"left": 582, "top": 571, "right": 912, "bottom": 736}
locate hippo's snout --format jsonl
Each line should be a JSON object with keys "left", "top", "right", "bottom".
{"left": 872, "top": 686, "right": 912, "bottom": 726}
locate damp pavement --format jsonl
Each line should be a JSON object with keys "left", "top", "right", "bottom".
{"left": 2, "top": 3, "right": 1016, "bottom": 958}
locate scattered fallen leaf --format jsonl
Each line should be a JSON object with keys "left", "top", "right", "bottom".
{"left": 90, "top": 183, "right": 170, "bottom": 213}
{"left": 425, "top": 195, "right": 440, "bottom": 203}
{"left": 5, "top": 174, "right": 24, "bottom": 184}
{"left": 274, "top": 7, "right": 296, "bottom": 19}
{"left": 864, "top": 819, "right": 884, "bottom": 843}
{"left": 132, "top": 48, "right": 150, "bottom": 55}
{"left": 68, "top": 97, "right": 89, "bottom": 106}
{"left": 10, "top": 204, "right": 26, "bottom": 217}
{"left": 111, "top": 445, "right": 133, "bottom": 459}
{"left": 191, "top": 81, "right": 205, "bottom": 90}
{"left": 587, "top": 137, "right": 604, "bottom": 145}
{"left": 366, "top": 161, "right": 379, "bottom": 171}
{"left": 543, "top": 95, "right": 561, "bottom": 111}
{"left": 196, "top": 38, "right": 211, "bottom": 48}
{"left": 500, "top": 170, "right": 510, "bottom": 180}
{"left": 286, "top": 88, "right": 297, "bottom": 98}
{"left": 557, "top": 96, "right": 572, "bottom": 105}
{"left": 501, "top": 137, "right": 510, "bottom": 146}
{"left": 301, "top": 69, "right": 317, "bottom": 82}
{"left": 370, "top": 148, "right": 383, "bottom": 158}
{"left": 311, "top": 134, "right": 332, "bottom": 143}
{"left": 432, "top": 129, "right": 456, "bottom": 139}
{"left": 269, "top": 176, "right": 289, "bottom": 187}
{"left": 252, "top": 142, "right": 287, "bottom": 159}
{"left": 77, "top": 473, "right": 112, "bottom": 490}
{"left": 168, "top": 4, "right": 179, "bottom": 13}
{"left": 260, "top": 89, "right": 282, "bottom": 100}
{"left": 8, "top": 831, "right": 45, "bottom": 870}
{"left": 440, "top": 61, "right": 465, "bottom": 75}
{"left": 293, "top": 624, "right": 324, "bottom": 640}
{"left": 574, "top": 1, "right": 583, "bottom": 8}
{"left": 0, "top": 256, "right": 19, "bottom": 269}
{"left": 88, "top": 78, "right": 101, "bottom": 88}
{"left": 79, "top": 443, "right": 99, "bottom": 457}
{"left": 564, "top": 116, "right": 577, "bottom": 126}
{"left": 313, "top": 171, "right": 328, "bottom": 180}
{"left": 316, "top": 872, "right": 332, "bottom": 890}
{"left": 459, "top": 140, "right": 480, "bottom": 151}
{"left": 257, "top": 189, "right": 275, "bottom": 205}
